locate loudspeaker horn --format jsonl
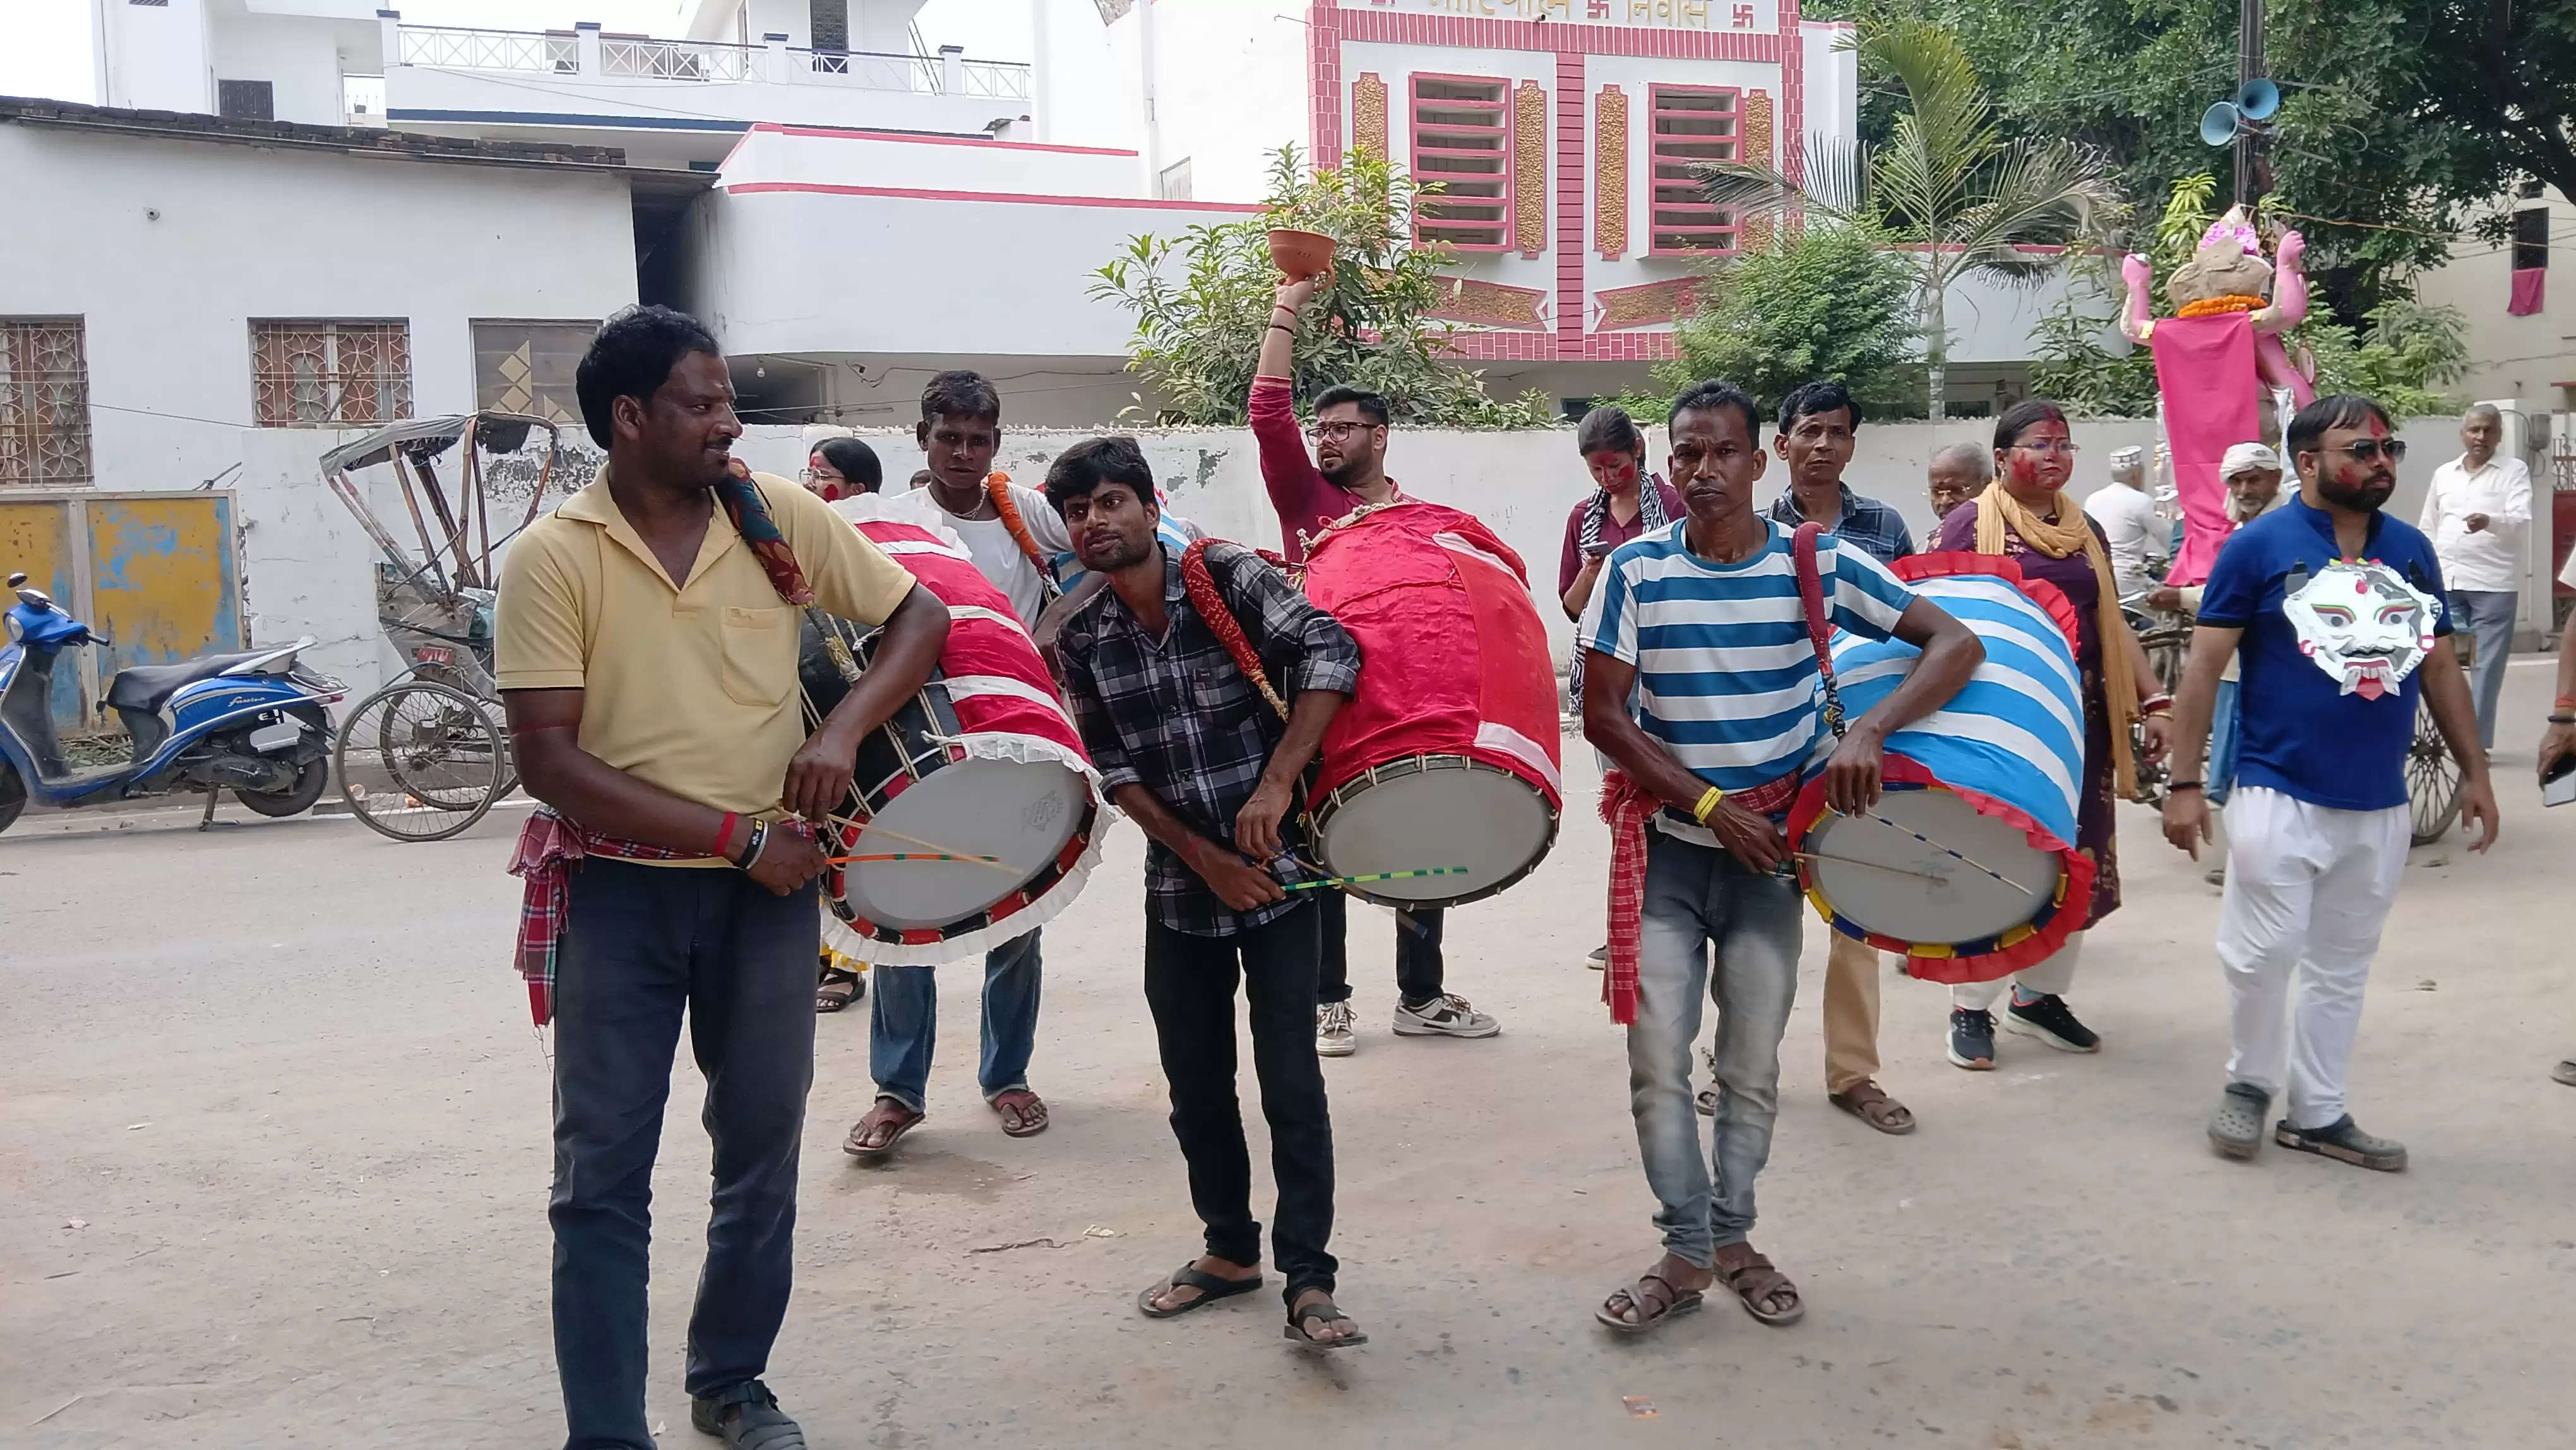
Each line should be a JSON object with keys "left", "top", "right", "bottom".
{"left": 2236, "top": 78, "right": 2281, "bottom": 122}
{"left": 2200, "top": 101, "right": 2241, "bottom": 147}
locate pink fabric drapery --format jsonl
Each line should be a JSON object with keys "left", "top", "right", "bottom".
{"left": 2150, "top": 312, "right": 2259, "bottom": 585}
{"left": 2509, "top": 268, "right": 2546, "bottom": 317}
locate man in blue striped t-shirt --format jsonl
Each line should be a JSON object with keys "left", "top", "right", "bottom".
{"left": 1578, "top": 380, "right": 1982, "bottom": 1336}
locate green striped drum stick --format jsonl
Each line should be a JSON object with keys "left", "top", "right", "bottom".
{"left": 1285, "top": 867, "right": 1471, "bottom": 892}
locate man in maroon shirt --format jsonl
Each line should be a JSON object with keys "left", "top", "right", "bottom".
{"left": 1255, "top": 272, "right": 1500, "bottom": 1057}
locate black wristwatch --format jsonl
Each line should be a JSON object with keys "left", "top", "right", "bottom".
{"left": 2167, "top": 781, "right": 2205, "bottom": 793}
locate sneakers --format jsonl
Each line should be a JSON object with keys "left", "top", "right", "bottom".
{"left": 2003, "top": 992, "right": 2100, "bottom": 1053}
{"left": 1315, "top": 1000, "right": 1356, "bottom": 1058}
{"left": 692, "top": 1379, "right": 806, "bottom": 1449}
{"left": 1587, "top": 944, "right": 1608, "bottom": 971}
{"left": 2274, "top": 1115, "right": 2407, "bottom": 1172}
{"left": 2204, "top": 863, "right": 2227, "bottom": 888}
{"left": 2207, "top": 1081, "right": 2270, "bottom": 1159}
{"left": 1947, "top": 1008, "right": 1996, "bottom": 1070}
{"left": 1392, "top": 993, "right": 1500, "bottom": 1038}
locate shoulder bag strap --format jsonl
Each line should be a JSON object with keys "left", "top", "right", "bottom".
{"left": 1791, "top": 521, "right": 1847, "bottom": 741}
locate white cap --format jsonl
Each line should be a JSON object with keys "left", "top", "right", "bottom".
{"left": 2221, "top": 441, "right": 2281, "bottom": 478}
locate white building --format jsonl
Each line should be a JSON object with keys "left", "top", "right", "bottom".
{"left": 0, "top": 95, "right": 673, "bottom": 695}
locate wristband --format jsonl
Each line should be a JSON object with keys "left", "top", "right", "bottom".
{"left": 2167, "top": 781, "right": 2204, "bottom": 793}
{"left": 1691, "top": 786, "right": 1725, "bottom": 824}
{"left": 732, "top": 818, "right": 769, "bottom": 871}
{"left": 2140, "top": 692, "right": 2173, "bottom": 716}
{"left": 713, "top": 810, "right": 741, "bottom": 859}
{"left": 2557, "top": 695, "right": 2576, "bottom": 710}
{"left": 1266, "top": 323, "right": 1296, "bottom": 335}
{"left": 2549, "top": 714, "right": 2576, "bottom": 725}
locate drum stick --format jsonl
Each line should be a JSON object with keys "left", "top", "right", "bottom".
{"left": 1283, "top": 867, "right": 1470, "bottom": 892}
{"left": 1792, "top": 850, "right": 1950, "bottom": 884}
{"left": 824, "top": 851, "right": 1010, "bottom": 866}
{"left": 806, "top": 812, "right": 1025, "bottom": 878}
{"left": 1847, "top": 812, "right": 2037, "bottom": 897}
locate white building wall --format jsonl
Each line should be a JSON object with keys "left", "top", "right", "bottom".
{"left": 0, "top": 124, "right": 637, "bottom": 691}
{"left": 95, "top": 0, "right": 215, "bottom": 114}
{"left": 1143, "top": 3, "right": 1308, "bottom": 201}
{"left": 207, "top": 9, "right": 349, "bottom": 126}
{"left": 2414, "top": 190, "right": 2568, "bottom": 406}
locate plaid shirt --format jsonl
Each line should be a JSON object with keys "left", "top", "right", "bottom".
{"left": 1767, "top": 484, "right": 1916, "bottom": 567}
{"left": 1055, "top": 541, "right": 1363, "bottom": 936}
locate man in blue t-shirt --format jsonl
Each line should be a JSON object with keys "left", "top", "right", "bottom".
{"left": 1577, "top": 379, "right": 1982, "bottom": 1336}
{"left": 2162, "top": 393, "right": 2498, "bottom": 1173}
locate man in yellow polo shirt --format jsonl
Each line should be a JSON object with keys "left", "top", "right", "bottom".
{"left": 498, "top": 306, "right": 946, "bottom": 1450}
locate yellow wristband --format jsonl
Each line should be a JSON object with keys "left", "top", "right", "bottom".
{"left": 1692, "top": 786, "right": 1724, "bottom": 824}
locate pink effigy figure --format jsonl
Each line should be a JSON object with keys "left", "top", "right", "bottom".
{"left": 2117, "top": 208, "right": 2317, "bottom": 583}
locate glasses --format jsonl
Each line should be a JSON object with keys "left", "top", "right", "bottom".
{"left": 1304, "top": 420, "right": 1378, "bottom": 441}
{"left": 2008, "top": 440, "right": 2082, "bottom": 457}
{"left": 2322, "top": 439, "right": 2408, "bottom": 463}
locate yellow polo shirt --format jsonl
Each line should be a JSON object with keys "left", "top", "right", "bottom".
{"left": 496, "top": 466, "right": 918, "bottom": 853}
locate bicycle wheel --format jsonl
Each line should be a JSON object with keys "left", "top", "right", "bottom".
{"left": 2405, "top": 695, "right": 2462, "bottom": 846}
{"left": 335, "top": 680, "right": 506, "bottom": 842}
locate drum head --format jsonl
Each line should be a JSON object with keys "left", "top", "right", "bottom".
{"left": 1803, "top": 787, "right": 2062, "bottom": 945}
{"left": 841, "top": 758, "right": 1088, "bottom": 929}
{"left": 1315, "top": 756, "right": 1555, "bottom": 907}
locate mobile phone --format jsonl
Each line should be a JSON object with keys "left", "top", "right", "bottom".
{"left": 2545, "top": 753, "right": 2576, "bottom": 807}
{"left": 1583, "top": 542, "right": 1615, "bottom": 560}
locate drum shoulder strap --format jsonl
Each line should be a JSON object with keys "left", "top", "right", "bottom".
{"left": 1181, "top": 539, "right": 1290, "bottom": 720}
{"left": 1790, "top": 522, "right": 1846, "bottom": 738}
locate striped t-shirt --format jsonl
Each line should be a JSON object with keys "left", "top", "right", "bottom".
{"left": 1580, "top": 515, "right": 1916, "bottom": 842}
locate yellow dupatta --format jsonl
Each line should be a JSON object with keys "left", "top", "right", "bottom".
{"left": 1972, "top": 482, "right": 2142, "bottom": 797}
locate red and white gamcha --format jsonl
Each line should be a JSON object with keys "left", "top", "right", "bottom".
{"left": 1297, "top": 501, "right": 1562, "bottom": 908}
{"left": 805, "top": 498, "right": 1105, "bottom": 964}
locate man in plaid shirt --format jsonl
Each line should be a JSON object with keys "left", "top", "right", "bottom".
{"left": 1044, "top": 435, "right": 1371, "bottom": 1349}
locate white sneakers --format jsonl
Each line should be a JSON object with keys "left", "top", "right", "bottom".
{"left": 1391, "top": 994, "right": 1501, "bottom": 1039}
{"left": 1315, "top": 1000, "right": 1357, "bottom": 1057}
{"left": 1315, "top": 995, "right": 1501, "bottom": 1055}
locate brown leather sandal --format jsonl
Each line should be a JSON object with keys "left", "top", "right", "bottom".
{"left": 1828, "top": 1079, "right": 1916, "bottom": 1135}
{"left": 1595, "top": 1263, "right": 1707, "bottom": 1335}
{"left": 843, "top": 1097, "right": 923, "bottom": 1159}
{"left": 1711, "top": 1242, "right": 1803, "bottom": 1326}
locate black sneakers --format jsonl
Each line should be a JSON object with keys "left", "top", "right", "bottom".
{"left": 2003, "top": 993, "right": 2100, "bottom": 1053}
{"left": 1947, "top": 1008, "right": 1996, "bottom": 1070}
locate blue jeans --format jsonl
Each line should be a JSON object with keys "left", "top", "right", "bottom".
{"left": 867, "top": 928, "right": 1042, "bottom": 1112}
{"left": 2209, "top": 676, "right": 2242, "bottom": 806}
{"left": 549, "top": 860, "right": 817, "bottom": 1450}
{"left": 1627, "top": 830, "right": 1804, "bottom": 1267}
{"left": 2449, "top": 589, "right": 2515, "bottom": 750}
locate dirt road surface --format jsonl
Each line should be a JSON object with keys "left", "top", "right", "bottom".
{"left": 6, "top": 662, "right": 2572, "bottom": 1449}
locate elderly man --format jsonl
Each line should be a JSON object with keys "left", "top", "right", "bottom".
{"left": 2084, "top": 444, "right": 2163, "bottom": 603}
{"left": 2149, "top": 442, "right": 2288, "bottom": 889}
{"left": 1927, "top": 441, "right": 1988, "bottom": 520}
{"left": 2419, "top": 404, "right": 2531, "bottom": 753}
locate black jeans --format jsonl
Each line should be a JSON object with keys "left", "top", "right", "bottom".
{"left": 1143, "top": 901, "right": 1338, "bottom": 1307}
{"left": 1314, "top": 889, "right": 1445, "bottom": 1007}
{"left": 549, "top": 860, "right": 818, "bottom": 1450}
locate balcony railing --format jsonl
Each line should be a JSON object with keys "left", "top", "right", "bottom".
{"left": 602, "top": 35, "right": 760, "bottom": 83}
{"left": 393, "top": 24, "right": 1031, "bottom": 101}
{"left": 398, "top": 25, "right": 576, "bottom": 75}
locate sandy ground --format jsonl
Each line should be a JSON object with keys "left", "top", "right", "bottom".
{"left": 5, "top": 659, "right": 2573, "bottom": 1450}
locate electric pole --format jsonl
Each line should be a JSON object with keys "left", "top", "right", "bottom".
{"left": 2236, "top": 0, "right": 2265, "bottom": 207}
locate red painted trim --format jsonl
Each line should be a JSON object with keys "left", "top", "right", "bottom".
{"left": 723, "top": 181, "right": 1265, "bottom": 212}
{"left": 1308, "top": 3, "right": 1343, "bottom": 169}
{"left": 1554, "top": 51, "right": 1585, "bottom": 358}
{"left": 1328, "top": 3, "right": 1787, "bottom": 63}
{"left": 745, "top": 121, "right": 1137, "bottom": 157}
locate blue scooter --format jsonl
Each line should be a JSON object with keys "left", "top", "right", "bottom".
{"left": 1, "top": 570, "right": 345, "bottom": 834}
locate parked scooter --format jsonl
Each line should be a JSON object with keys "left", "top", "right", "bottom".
{"left": 1, "top": 570, "right": 344, "bottom": 834}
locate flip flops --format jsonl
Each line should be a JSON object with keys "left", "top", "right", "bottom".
{"left": 1136, "top": 1264, "right": 1264, "bottom": 1319}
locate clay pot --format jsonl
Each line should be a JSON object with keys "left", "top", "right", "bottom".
{"left": 1267, "top": 227, "right": 1335, "bottom": 283}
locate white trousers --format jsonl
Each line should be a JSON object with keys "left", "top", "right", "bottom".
{"left": 1950, "top": 933, "right": 2085, "bottom": 1010}
{"left": 2216, "top": 786, "right": 2409, "bottom": 1130}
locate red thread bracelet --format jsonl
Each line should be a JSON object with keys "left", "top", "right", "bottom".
{"left": 714, "top": 811, "right": 741, "bottom": 860}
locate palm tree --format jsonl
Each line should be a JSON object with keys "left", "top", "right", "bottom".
{"left": 1700, "top": 16, "right": 2124, "bottom": 419}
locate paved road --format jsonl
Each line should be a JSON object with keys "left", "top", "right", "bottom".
{"left": 6, "top": 661, "right": 2572, "bottom": 1449}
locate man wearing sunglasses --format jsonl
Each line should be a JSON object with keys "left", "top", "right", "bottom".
{"left": 1253, "top": 272, "right": 1500, "bottom": 1057}
{"left": 2162, "top": 394, "right": 2497, "bottom": 1173}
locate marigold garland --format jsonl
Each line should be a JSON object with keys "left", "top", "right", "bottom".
{"left": 984, "top": 470, "right": 1061, "bottom": 600}
{"left": 2176, "top": 294, "right": 2267, "bottom": 318}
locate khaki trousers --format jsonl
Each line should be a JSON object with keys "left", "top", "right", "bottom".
{"left": 1821, "top": 933, "right": 1882, "bottom": 1094}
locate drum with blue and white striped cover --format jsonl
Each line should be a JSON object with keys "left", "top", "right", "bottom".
{"left": 1789, "top": 553, "right": 2097, "bottom": 985}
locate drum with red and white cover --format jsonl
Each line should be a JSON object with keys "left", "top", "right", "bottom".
{"left": 1297, "top": 501, "right": 1562, "bottom": 908}
{"left": 803, "top": 500, "right": 1104, "bottom": 964}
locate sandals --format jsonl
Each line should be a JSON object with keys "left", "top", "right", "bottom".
{"left": 814, "top": 965, "right": 862, "bottom": 1014}
{"left": 1136, "top": 1263, "right": 1264, "bottom": 1319}
{"left": 1285, "top": 1290, "right": 1369, "bottom": 1348}
{"left": 989, "top": 1088, "right": 1050, "bottom": 1138}
{"left": 842, "top": 1097, "right": 923, "bottom": 1159}
{"left": 2553, "top": 1059, "right": 2576, "bottom": 1088}
{"left": 2207, "top": 1081, "right": 2269, "bottom": 1159}
{"left": 1829, "top": 1080, "right": 1916, "bottom": 1135}
{"left": 1595, "top": 1269, "right": 1705, "bottom": 1336}
{"left": 1711, "top": 1243, "right": 1803, "bottom": 1326}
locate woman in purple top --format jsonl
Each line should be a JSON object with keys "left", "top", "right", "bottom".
{"left": 1933, "top": 400, "right": 2171, "bottom": 1071}
{"left": 1560, "top": 405, "right": 1687, "bottom": 618}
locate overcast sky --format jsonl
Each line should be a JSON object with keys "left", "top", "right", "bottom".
{"left": 0, "top": 0, "right": 1031, "bottom": 104}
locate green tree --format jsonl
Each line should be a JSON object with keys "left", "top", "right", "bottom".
{"left": 1617, "top": 223, "right": 1921, "bottom": 422}
{"left": 1700, "top": 15, "right": 2122, "bottom": 420}
{"left": 1090, "top": 147, "right": 1551, "bottom": 428}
